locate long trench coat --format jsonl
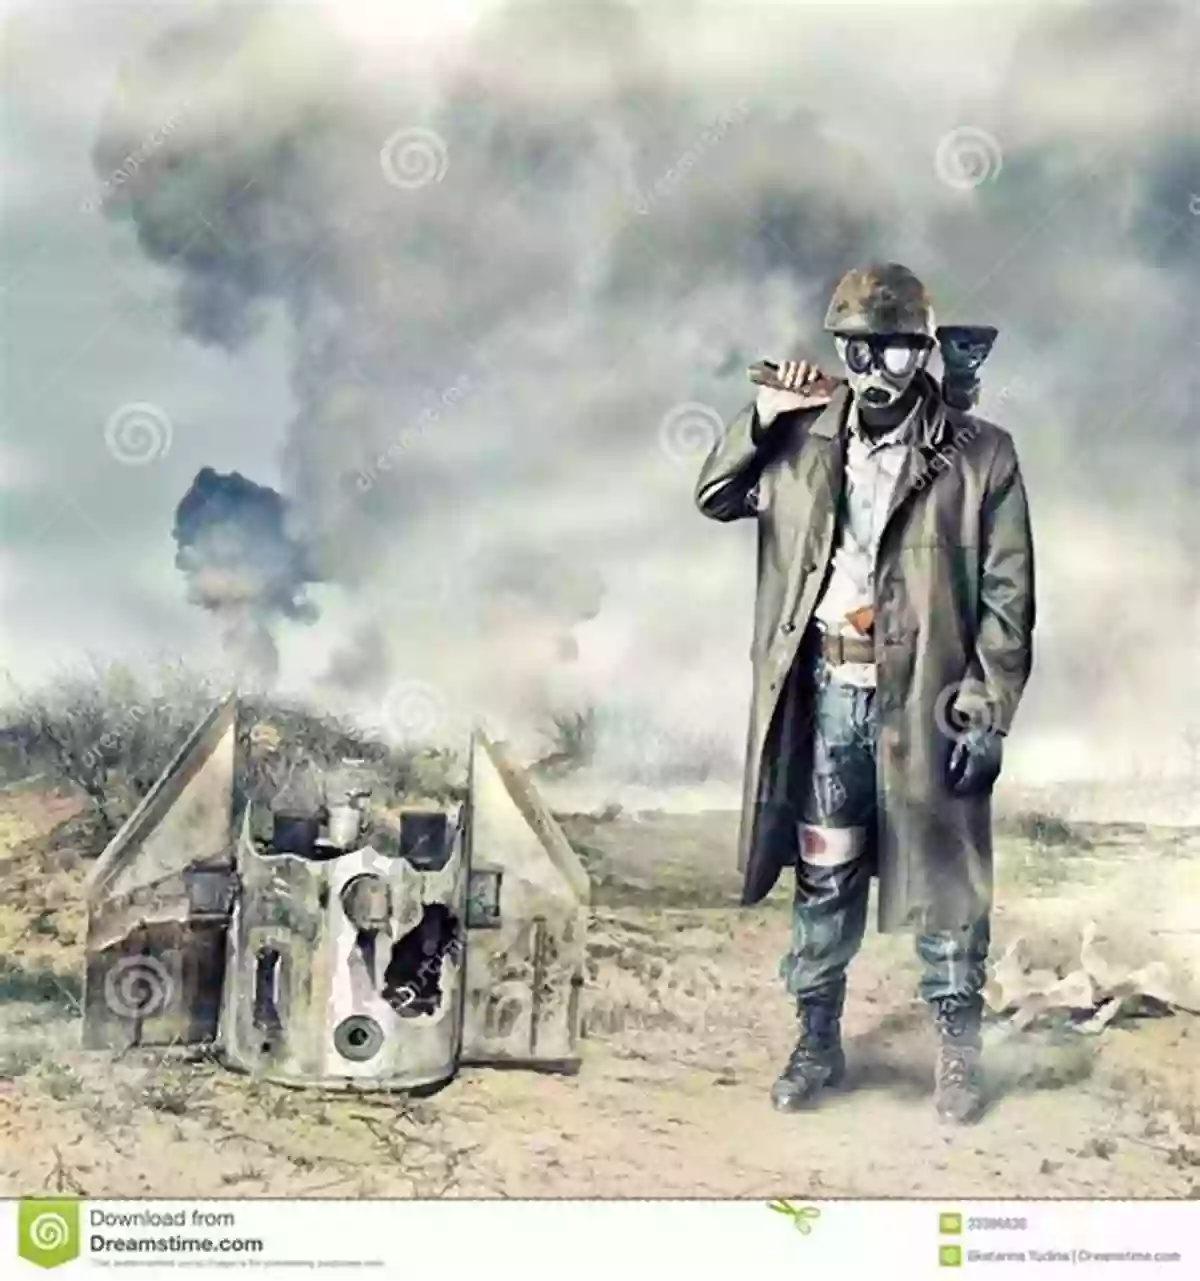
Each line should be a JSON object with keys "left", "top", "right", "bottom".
{"left": 695, "top": 376, "right": 1036, "bottom": 932}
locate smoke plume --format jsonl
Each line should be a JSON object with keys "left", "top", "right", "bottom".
{"left": 85, "top": 0, "right": 1197, "bottom": 789}
{"left": 173, "top": 467, "right": 320, "bottom": 687}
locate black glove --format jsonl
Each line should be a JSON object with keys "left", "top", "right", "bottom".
{"left": 947, "top": 725, "right": 1004, "bottom": 796}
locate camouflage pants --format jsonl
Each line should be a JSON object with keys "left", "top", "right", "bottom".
{"left": 779, "top": 656, "right": 990, "bottom": 1004}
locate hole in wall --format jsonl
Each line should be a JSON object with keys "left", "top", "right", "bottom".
{"left": 253, "top": 947, "right": 282, "bottom": 1032}
{"left": 381, "top": 904, "right": 461, "bottom": 1018}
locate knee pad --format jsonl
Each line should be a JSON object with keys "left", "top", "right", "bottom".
{"left": 798, "top": 823, "right": 868, "bottom": 869}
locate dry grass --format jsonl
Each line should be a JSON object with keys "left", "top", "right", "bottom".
{"left": 0, "top": 660, "right": 464, "bottom": 859}
{"left": 2, "top": 711, "right": 1198, "bottom": 1199}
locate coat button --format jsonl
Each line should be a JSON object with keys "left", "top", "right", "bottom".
{"left": 781, "top": 620, "right": 795, "bottom": 634}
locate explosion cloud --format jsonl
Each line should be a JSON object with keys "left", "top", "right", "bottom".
{"left": 1, "top": 0, "right": 1194, "bottom": 798}
{"left": 173, "top": 466, "right": 320, "bottom": 687}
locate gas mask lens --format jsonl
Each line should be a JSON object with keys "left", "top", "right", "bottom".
{"left": 843, "top": 338, "right": 874, "bottom": 375}
{"left": 838, "top": 335, "right": 927, "bottom": 381}
{"left": 881, "top": 343, "right": 919, "bottom": 377}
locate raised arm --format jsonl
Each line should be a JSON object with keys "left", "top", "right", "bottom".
{"left": 694, "top": 400, "right": 766, "bottom": 522}
{"left": 695, "top": 381, "right": 825, "bottom": 522}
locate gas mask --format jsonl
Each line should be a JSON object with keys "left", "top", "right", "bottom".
{"left": 834, "top": 333, "right": 933, "bottom": 411}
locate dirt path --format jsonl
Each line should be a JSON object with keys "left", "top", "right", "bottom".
{"left": 1, "top": 792, "right": 1197, "bottom": 1199}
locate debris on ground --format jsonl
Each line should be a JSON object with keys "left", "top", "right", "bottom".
{"left": 986, "top": 921, "right": 1195, "bottom": 1032}
{"left": 583, "top": 909, "right": 737, "bottom": 1036}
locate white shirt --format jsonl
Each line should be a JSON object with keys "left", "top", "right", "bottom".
{"left": 813, "top": 396, "right": 918, "bottom": 687}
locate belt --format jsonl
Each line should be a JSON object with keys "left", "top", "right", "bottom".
{"left": 812, "top": 627, "right": 875, "bottom": 665}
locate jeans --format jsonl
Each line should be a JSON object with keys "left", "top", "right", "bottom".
{"left": 779, "top": 654, "right": 990, "bottom": 1005}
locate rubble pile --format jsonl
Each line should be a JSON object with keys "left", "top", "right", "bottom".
{"left": 985, "top": 921, "right": 1191, "bottom": 1033}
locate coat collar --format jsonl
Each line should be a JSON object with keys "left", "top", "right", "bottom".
{"left": 808, "top": 372, "right": 952, "bottom": 450}
{"left": 803, "top": 374, "right": 961, "bottom": 542}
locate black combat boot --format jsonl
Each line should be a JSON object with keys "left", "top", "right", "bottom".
{"left": 931, "top": 993, "right": 985, "bottom": 1124}
{"left": 770, "top": 982, "right": 846, "bottom": 1112}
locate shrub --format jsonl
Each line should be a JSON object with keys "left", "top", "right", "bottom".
{"left": 532, "top": 707, "right": 599, "bottom": 774}
{"left": 1, "top": 659, "right": 217, "bottom": 838}
{"left": 1, "top": 661, "right": 464, "bottom": 854}
{"left": 1013, "top": 810, "right": 1090, "bottom": 849}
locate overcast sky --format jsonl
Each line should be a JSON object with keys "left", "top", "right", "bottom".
{"left": 1, "top": 0, "right": 1196, "bottom": 790}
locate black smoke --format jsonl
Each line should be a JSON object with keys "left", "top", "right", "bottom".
{"left": 173, "top": 467, "right": 320, "bottom": 686}
{"left": 87, "top": 0, "right": 1199, "bottom": 784}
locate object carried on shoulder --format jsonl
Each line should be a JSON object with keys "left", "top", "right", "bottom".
{"left": 748, "top": 324, "right": 998, "bottom": 411}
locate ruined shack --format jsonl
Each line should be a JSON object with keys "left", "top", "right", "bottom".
{"left": 83, "top": 696, "right": 589, "bottom": 1090}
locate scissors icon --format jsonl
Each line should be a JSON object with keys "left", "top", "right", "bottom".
{"left": 768, "top": 1200, "right": 822, "bottom": 1234}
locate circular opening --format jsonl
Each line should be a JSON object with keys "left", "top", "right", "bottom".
{"left": 333, "top": 1015, "right": 384, "bottom": 1063}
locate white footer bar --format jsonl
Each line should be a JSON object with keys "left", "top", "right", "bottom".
{"left": 5, "top": 1198, "right": 1194, "bottom": 1279}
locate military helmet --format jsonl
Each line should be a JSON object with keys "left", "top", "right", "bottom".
{"left": 823, "top": 262, "right": 936, "bottom": 338}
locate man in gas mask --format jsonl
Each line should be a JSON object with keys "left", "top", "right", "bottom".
{"left": 695, "top": 263, "right": 1035, "bottom": 1123}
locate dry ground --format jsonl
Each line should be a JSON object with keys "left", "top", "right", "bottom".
{"left": 1, "top": 788, "right": 1197, "bottom": 1200}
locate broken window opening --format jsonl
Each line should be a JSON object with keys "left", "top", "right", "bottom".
{"left": 398, "top": 811, "right": 451, "bottom": 870}
{"left": 252, "top": 947, "right": 282, "bottom": 1032}
{"left": 466, "top": 867, "right": 503, "bottom": 928}
{"left": 381, "top": 904, "right": 461, "bottom": 1018}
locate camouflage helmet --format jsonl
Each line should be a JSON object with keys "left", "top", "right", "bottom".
{"left": 823, "top": 262, "right": 936, "bottom": 338}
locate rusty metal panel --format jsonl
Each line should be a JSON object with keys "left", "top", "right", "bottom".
{"left": 82, "top": 697, "right": 237, "bottom": 1050}
{"left": 221, "top": 806, "right": 469, "bottom": 1091}
{"left": 83, "top": 924, "right": 219, "bottom": 1051}
{"left": 80, "top": 706, "right": 591, "bottom": 1087}
{"left": 87, "top": 696, "right": 236, "bottom": 904}
{"left": 220, "top": 817, "right": 327, "bottom": 1078}
{"left": 460, "top": 732, "right": 589, "bottom": 1071}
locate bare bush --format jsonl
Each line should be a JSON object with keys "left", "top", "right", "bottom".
{"left": 1, "top": 660, "right": 217, "bottom": 838}
{"left": 0, "top": 661, "right": 465, "bottom": 854}
{"left": 998, "top": 810, "right": 1093, "bottom": 850}
{"left": 532, "top": 706, "right": 598, "bottom": 775}
{"left": 234, "top": 695, "right": 464, "bottom": 823}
